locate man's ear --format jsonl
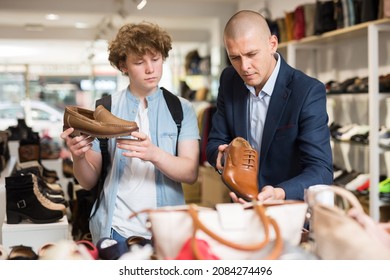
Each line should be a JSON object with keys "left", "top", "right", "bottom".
{"left": 269, "top": 35, "right": 278, "bottom": 53}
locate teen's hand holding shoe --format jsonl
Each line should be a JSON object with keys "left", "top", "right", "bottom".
{"left": 60, "top": 127, "right": 101, "bottom": 191}
{"left": 116, "top": 131, "right": 157, "bottom": 162}
{"left": 61, "top": 128, "right": 94, "bottom": 159}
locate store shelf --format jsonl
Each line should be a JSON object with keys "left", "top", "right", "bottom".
{"left": 280, "top": 18, "right": 390, "bottom": 221}
{"left": 279, "top": 18, "right": 390, "bottom": 50}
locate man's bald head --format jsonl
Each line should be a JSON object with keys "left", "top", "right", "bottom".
{"left": 224, "top": 10, "right": 271, "bottom": 42}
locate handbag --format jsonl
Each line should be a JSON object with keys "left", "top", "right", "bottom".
{"left": 143, "top": 201, "right": 308, "bottom": 260}
{"left": 307, "top": 185, "right": 390, "bottom": 260}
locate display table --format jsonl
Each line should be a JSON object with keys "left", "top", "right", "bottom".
{"left": 2, "top": 216, "right": 70, "bottom": 253}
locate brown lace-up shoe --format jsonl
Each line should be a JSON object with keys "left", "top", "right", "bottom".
{"left": 221, "top": 137, "right": 259, "bottom": 201}
{"left": 63, "top": 105, "right": 138, "bottom": 138}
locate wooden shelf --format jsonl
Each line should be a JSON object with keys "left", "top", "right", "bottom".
{"left": 279, "top": 18, "right": 390, "bottom": 50}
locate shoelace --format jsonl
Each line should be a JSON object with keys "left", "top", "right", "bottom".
{"left": 241, "top": 149, "right": 256, "bottom": 169}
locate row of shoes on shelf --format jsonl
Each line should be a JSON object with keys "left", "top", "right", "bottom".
{"left": 329, "top": 122, "right": 390, "bottom": 148}
{"left": 329, "top": 122, "right": 370, "bottom": 144}
{"left": 5, "top": 118, "right": 62, "bottom": 159}
{"left": 326, "top": 73, "right": 390, "bottom": 94}
{"left": 0, "top": 237, "right": 153, "bottom": 260}
{"left": 333, "top": 166, "right": 390, "bottom": 222}
{"left": 1, "top": 119, "right": 63, "bottom": 175}
{"left": 5, "top": 160, "right": 67, "bottom": 224}
{"left": 5, "top": 129, "right": 68, "bottom": 224}
{"left": 333, "top": 166, "right": 390, "bottom": 201}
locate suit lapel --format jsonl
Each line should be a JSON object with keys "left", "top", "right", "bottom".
{"left": 233, "top": 78, "right": 250, "bottom": 138}
{"left": 260, "top": 58, "right": 292, "bottom": 158}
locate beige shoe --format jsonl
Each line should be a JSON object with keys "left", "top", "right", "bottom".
{"left": 63, "top": 105, "right": 139, "bottom": 138}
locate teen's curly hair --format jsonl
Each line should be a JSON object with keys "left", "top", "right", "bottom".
{"left": 108, "top": 21, "right": 172, "bottom": 76}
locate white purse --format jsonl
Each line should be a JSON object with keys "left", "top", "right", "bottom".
{"left": 144, "top": 201, "right": 308, "bottom": 260}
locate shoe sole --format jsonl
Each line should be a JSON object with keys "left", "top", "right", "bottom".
{"left": 63, "top": 126, "right": 136, "bottom": 138}
{"left": 221, "top": 175, "right": 254, "bottom": 202}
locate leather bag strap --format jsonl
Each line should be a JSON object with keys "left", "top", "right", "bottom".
{"left": 308, "top": 185, "right": 364, "bottom": 213}
{"left": 187, "top": 203, "right": 283, "bottom": 260}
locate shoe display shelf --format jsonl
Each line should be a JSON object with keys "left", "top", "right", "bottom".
{"left": 278, "top": 18, "right": 390, "bottom": 221}
{"left": 1, "top": 141, "right": 72, "bottom": 246}
{"left": 2, "top": 216, "right": 69, "bottom": 253}
{"left": 0, "top": 157, "right": 70, "bottom": 249}
{"left": 328, "top": 95, "right": 390, "bottom": 178}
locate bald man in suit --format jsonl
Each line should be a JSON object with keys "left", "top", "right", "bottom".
{"left": 207, "top": 10, "right": 333, "bottom": 203}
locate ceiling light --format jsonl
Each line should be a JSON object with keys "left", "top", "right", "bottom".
{"left": 134, "top": 0, "right": 147, "bottom": 10}
{"left": 45, "top": 14, "right": 59, "bottom": 21}
{"left": 75, "top": 22, "right": 89, "bottom": 29}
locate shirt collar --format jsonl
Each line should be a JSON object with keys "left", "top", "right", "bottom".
{"left": 126, "top": 86, "right": 161, "bottom": 103}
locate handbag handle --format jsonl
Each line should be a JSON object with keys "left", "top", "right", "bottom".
{"left": 307, "top": 185, "right": 364, "bottom": 213}
{"left": 187, "top": 203, "right": 283, "bottom": 260}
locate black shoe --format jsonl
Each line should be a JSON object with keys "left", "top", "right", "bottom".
{"left": 5, "top": 173, "right": 65, "bottom": 224}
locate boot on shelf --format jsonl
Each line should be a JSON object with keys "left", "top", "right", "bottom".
{"left": 6, "top": 118, "right": 34, "bottom": 141}
{"left": 18, "top": 133, "right": 60, "bottom": 183}
{"left": 12, "top": 160, "right": 64, "bottom": 195}
{"left": 5, "top": 173, "right": 65, "bottom": 224}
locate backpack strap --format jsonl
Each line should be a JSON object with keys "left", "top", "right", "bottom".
{"left": 161, "top": 87, "right": 183, "bottom": 156}
{"left": 90, "top": 94, "right": 111, "bottom": 218}
{"left": 90, "top": 88, "right": 182, "bottom": 216}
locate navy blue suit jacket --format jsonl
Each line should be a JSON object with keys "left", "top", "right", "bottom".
{"left": 206, "top": 55, "right": 333, "bottom": 200}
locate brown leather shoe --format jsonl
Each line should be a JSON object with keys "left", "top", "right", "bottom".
{"left": 63, "top": 105, "right": 138, "bottom": 138}
{"left": 221, "top": 137, "right": 259, "bottom": 201}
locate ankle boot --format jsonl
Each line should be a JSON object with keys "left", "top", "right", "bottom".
{"left": 18, "top": 136, "right": 60, "bottom": 181}
{"left": 5, "top": 173, "right": 65, "bottom": 224}
{"left": 14, "top": 159, "right": 59, "bottom": 183}
{"left": 18, "top": 144, "right": 40, "bottom": 163}
{"left": 35, "top": 175, "right": 68, "bottom": 207}
{"left": 6, "top": 118, "right": 33, "bottom": 141}
{"left": 12, "top": 162, "right": 64, "bottom": 196}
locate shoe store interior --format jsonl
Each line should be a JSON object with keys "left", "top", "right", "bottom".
{"left": 0, "top": 0, "right": 390, "bottom": 261}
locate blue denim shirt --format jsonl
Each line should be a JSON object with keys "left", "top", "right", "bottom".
{"left": 89, "top": 87, "right": 200, "bottom": 243}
